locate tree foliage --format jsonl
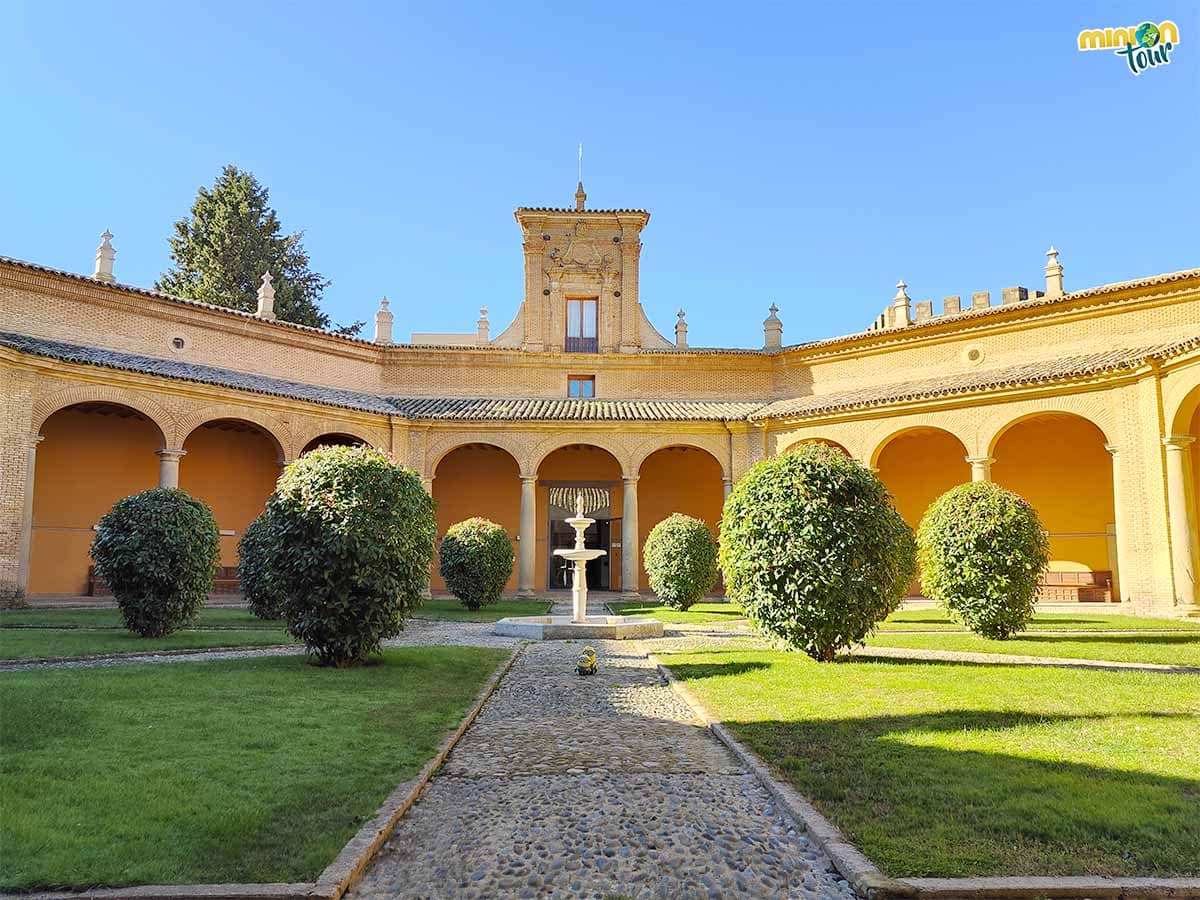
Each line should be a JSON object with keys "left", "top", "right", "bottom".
{"left": 91, "top": 488, "right": 220, "bottom": 637}
{"left": 439, "top": 518, "right": 514, "bottom": 611}
{"left": 261, "top": 445, "right": 435, "bottom": 666}
{"left": 237, "top": 513, "right": 285, "bottom": 620}
{"left": 719, "top": 445, "right": 916, "bottom": 661}
{"left": 918, "top": 481, "right": 1050, "bottom": 639}
{"left": 643, "top": 513, "right": 719, "bottom": 610}
{"left": 156, "top": 165, "right": 361, "bottom": 334}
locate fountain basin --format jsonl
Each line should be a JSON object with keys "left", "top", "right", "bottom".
{"left": 494, "top": 614, "right": 664, "bottom": 640}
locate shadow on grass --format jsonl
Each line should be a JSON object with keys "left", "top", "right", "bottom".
{"left": 666, "top": 658, "right": 1200, "bottom": 878}
{"left": 1005, "top": 633, "right": 1200, "bottom": 646}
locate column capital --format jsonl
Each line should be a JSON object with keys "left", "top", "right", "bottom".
{"left": 29, "top": 434, "right": 45, "bottom": 448}
{"left": 965, "top": 455, "right": 994, "bottom": 465}
{"left": 1104, "top": 443, "right": 1119, "bottom": 455}
{"left": 155, "top": 448, "right": 187, "bottom": 460}
{"left": 622, "top": 474, "right": 639, "bottom": 485}
{"left": 520, "top": 474, "right": 538, "bottom": 484}
{"left": 1163, "top": 434, "right": 1196, "bottom": 450}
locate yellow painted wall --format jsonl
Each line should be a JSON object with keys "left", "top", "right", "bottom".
{"left": 637, "top": 447, "right": 725, "bottom": 590}
{"left": 29, "top": 406, "right": 162, "bottom": 595}
{"left": 537, "top": 446, "right": 623, "bottom": 591}
{"left": 1191, "top": 404, "right": 1200, "bottom": 580}
{"left": 992, "top": 415, "right": 1115, "bottom": 576}
{"left": 179, "top": 423, "right": 280, "bottom": 567}
{"left": 877, "top": 430, "right": 971, "bottom": 529}
{"left": 431, "top": 445, "right": 521, "bottom": 592}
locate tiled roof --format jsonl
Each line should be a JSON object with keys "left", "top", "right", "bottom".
{"left": 3, "top": 331, "right": 1195, "bottom": 424}
{"left": 515, "top": 207, "right": 649, "bottom": 215}
{"left": 391, "top": 396, "right": 761, "bottom": 421}
{"left": 755, "top": 342, "right": 1199, "bottom": 420}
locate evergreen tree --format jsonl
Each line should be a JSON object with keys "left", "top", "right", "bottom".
{"left": 157, "top": 166, "right": 361, "bottom": 335}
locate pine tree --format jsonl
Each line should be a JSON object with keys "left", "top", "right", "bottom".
{"left": 157, "top": 166, "right": 361, "bottom": 335}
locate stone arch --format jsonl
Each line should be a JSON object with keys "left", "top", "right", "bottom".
{"left": 781, "top": 437, "right": 852, "bottom": 457}
{"left": 981, "top": 398, "right": 1114, "bottom": 458}
{"left": 426, "top": 433, "right": 528, "bottom": 480}
{"left": 1165, "top": 367, "right": 1200, "bottom": 435}
{"left": 527, "top": 434, "right": 631, "bottom": 478}
{"left": 177, "top": 406, "right": 290, "bottom": 462}
{"left": 33, "top": 385, "right": 172, "bottom": 447}
{"left": 866, "top": 421, "right": 972, "bottom": 470}
{"left": 293, "top": 423, "right": 386, "bottom": 456}
{"left": 631, "top": 436, "right": 730, "bottom": 481}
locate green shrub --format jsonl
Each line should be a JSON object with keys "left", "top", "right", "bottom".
{"left": 439, "top": 517, "right": 514, "bottom": 610}
{"left": 643, "top": 513, "right": 719, "bottom": 610}
{"left": 91, "top": 488, "right": 220, "bottom": 637}
{"left": 719, "top": 444, "right": 916, "bottom": 661}
{"left": 237, "top": 513, "right": 284, "bottom": 620}
{"left": 262, "top": 445, "right": 435, "bottom": 666}
{"left": 918, "top": 481, "right": 1049, "bottom": 639}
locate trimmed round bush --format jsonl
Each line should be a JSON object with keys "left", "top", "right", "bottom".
{"left": 262, "top": 445, "right": 436, "bottom": 666}
{"left": 918, "top": 481, "right": 1049, "bottom": 639}
{"left": 643, "top": 513, "right": 719, "bottom": 610}
{"left": 719, "top": 444, "right": 917, "bottom": 661}
{"left": 439, "top": 517, "right": 514, "bottom": 611}
{"left": 91, "top": 488, "right": 220, "bottom": 637}
{"left": 237, "top": 512, "right": 285, "bottom": 620}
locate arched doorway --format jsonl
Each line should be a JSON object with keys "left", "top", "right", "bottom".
{"left": 537, "top": 445, "right": 624, "bottom": 592}
{"left": 784, "top": 437, "right": 850, "bottom": 456}
{"left": 637, "top": 446, "right": 725, "bottom": 592}
{"left": 179, "top": 419, "right": 284, "bottom": 575}
{"left": 431, "top": 444, "right": 521, "bottom": 593}
{"left": 29, "top": 403, "right": 165, "bottom": 596}
{"left": 991, "top": 413, "right": 1116, "bottom": 601}
{"left": 300, "top": 433, "right": 368, "bottom": 455}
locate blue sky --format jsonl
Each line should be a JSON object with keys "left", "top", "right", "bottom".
{"left": 3, "top": 1, "right": 1196, "bottom": 349}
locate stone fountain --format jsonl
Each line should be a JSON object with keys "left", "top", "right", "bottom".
{"left": 493, "top": 493, "right": 663, "bottom": 640}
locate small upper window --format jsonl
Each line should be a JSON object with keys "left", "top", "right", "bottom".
{"left": 568, "top": 375, "right": 595, "bottom": 398}
{"left": 565, "top": 297, "right": 598, "bottom": 353}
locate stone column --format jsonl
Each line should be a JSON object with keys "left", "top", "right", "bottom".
{"left": 421, "top": 476, "right": 434, "bottom": 599}
{"left": 518, "top": 475, "right": 537, "bottom": 596}
{"left": 156, "top": 449, "right": 186, "bottom": 489}
{"left": 723, "top": 478, "right": 734, "bottom": 500}
{"left": 16, "top": 435, "right": 43, "bottom": 593}
{"left": 621, "top": 475, "right": 639, "bottom": 597}
{"left": 966, "top": 455, "right": 993, "bottom": 482}
{"left": 1163, "top": 436, "right": 1197, "bottom": 610}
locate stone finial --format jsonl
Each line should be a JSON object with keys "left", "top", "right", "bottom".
{"left": 256, "top": 271, "right": 276, "bottom": 320}
{"left": 763, "top": 303, "right": 783, "bottom": 350}
{"left": 476, "top": 306, "right": 490, "bottom": 345}
{"left": 374, "top": 297, "right": 393, "bottom": 345}
{"left": 943, "top": 295, "right": 962, "bottom": 315}
{"left": 971, "top": 290, "right": 991, "bottom": 309}
{"left": 915, "top": 300, "right": 933, "bottom": 322}
{"left": 675, "top": 309, "right": 688, "bottom": 349}
{"left": 1001, "top": 286, "right": 1029, "bottom": 305}
{"left": 93, "top": 230, "right": 116, "bottom": 283}
{"left": 1045, "top": 245, "right": 1064, "bottom": 298}
{"left": 574, "top": 181, "right": 587, "bottom": 211}
{"left": 891, "top": 280, "right": 912, "bottom": 326}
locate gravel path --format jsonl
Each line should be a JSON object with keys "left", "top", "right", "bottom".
{"left": 349, "top": 638, "right": 857, "bottom": 899}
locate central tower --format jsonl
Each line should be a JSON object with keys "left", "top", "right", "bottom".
{"left": 509, "top": 184, "right": 657, "bottom": 353}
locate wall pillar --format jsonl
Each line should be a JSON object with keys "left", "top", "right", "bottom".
{"left": 156, "top": 449, "right": 186, "bottom": 489}
{"left": 621, "top": 475, "right": 639, "bottom": 597}
{"left": 15, "top": 435, "right": 43, "bottom": 593}
{"left": 723, "top": 478, "right": 733, "bottom": 500}
{"left": 518, "top": 474, "right": 537, "bottom": 595}
{"left": 966, "top": 455, "right": 993, "bottom": 482}
{"left": 1163, "top": 435, "right": 1197, "bottom": 610}
{"left": 1105, "top": 444, "right": 1133, "bottom": 604}
{"left": 421, "top": 475, "right": 434, "bottom": 599}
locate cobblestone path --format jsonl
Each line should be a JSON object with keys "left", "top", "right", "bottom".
{"left": 350, "top": 639, "right": 858, "bottom": 899}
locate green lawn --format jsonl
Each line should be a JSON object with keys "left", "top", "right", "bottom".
{"left": 660, "top": 648, "right": 1200, "bottom": 877}
{"left": 864, "top": 631, "right": 1200, "bottom": 667}
{"left": 0, "top": 608, "right": 282, "bottom": 629}
{"left": 879, "top": 609, "right": 1200, "bottom": 633}
{"left": 415, "top": 597, "right": 552, "bottom": 622}
{"left": 0, "top": 628, "right": 294, "bottom": 661}
{"left": 607, "top": 600, "right": 746, "bottom": 624}
{"left": 1, "top": 646, "right": 509, "bottom": 890}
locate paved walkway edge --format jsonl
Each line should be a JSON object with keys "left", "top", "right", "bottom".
{"left": 649, "top": 654, "right": 916, "bottom": 900}
{"left": 849, "top": 645, "right": 1200, "bottom": 674}
{"left": 0, "top": 644, "right": 300, "bottom": 670}
{"left": 652, "top": 654, "right": 1200, "bottom": 900}
{"left": 1, "top": 882, "right": 314, "bottom": 900}
{"left": 311, "top": 643, "right": 525, "bottom": 900}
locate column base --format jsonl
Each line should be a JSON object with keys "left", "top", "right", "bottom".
{"left": 619, "top": 590, "right": 641, "bottom": 600}
{"left": 516, "top": 589, "right": 537, "bottom": 598}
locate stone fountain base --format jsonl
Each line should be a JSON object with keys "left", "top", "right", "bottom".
{"left": 493, "top": 614, "right": 663, "bottom": 641}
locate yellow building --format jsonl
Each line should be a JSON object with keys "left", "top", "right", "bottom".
{"left": 1, "top": 185, "right": 1197, "bottom": 616}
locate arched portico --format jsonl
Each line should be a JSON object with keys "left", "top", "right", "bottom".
{"left": 1163, "top": 377, "right": 1200, "bottom": 609}
{"left": 430, "top": 444, "right": 522, "bottom": 594}
{"left": 179, "top": 419, "right": 284, "bottom": 570}
{"left": 299, "top": 432, "right": 369, "bottom": 455}
{"left": 637, "top": 445, "right": 725, "bottom": 592}
{"left": 783, "top": 437, "right": 851, "bottom": 457}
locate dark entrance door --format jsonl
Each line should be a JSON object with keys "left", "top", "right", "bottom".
{"left": 548, "top": 492, "right": 612, "bottom": 590}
